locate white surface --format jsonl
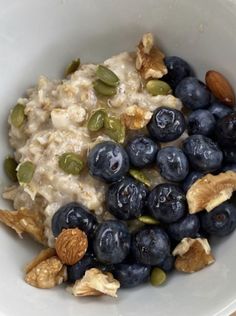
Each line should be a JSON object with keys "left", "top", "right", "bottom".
{"left": 0, "top": 0, "right": 236, "bottom": 315}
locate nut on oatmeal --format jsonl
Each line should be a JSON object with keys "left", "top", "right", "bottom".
{"left": 122, "top": 105, "right": 152, "bottom": 129}
{"left": 25, "top": 248, "right": 56, "bottom": 273}
{"left": 186, "top": 171, "right": 236, "bottom": 213}
{"left": 136, "top": 33, "right": 167, "bottom": 79}
{"left": 173, "top": 238, "right": 215, "bottom": 273}
{"left": 69, "top": 268, "right": 120, "bottom": 297}
{"left": 55, "top": 228, "right": 88, "bottom": 265}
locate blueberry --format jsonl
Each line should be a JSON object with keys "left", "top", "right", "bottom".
{"left": 93, "top": 220, "right": 131, "bottom": 264}
{"left": 67, "top": 253, "right": 95, "bottom": 283}
{"left": 113, "top": 263, "right": 151, "bottom": 288}
{"left": 187, "top": 109, "right": 216, "bottom": 136}
{"left": 107, "top": 177, "right": 148, "bottom": 220}
{"left": 208, "top": 101, "right": 233, "bottom": 120}
{"left": 183, "top": 135, "right": 223, "bottom": 172}
{"left": 131, "top": 227, "right": 170, "bottom": 265}
{"left": 182, "top": 171, "right": 204, "bottom": 193}
{"left": 200, "top": 202, "right": 236, "bottom": 237}
{"left": 223, "top": 147, "right": 236, "bottom": 164}
{"left": 175, "top": 77, "right": 211, "bottom": 110}
{"left": 147, "top": 183, "right": 186, "bottom": 224}
{"left": 88, "top": 141, "right": 129, "bottom": 182}
{"left": 126, "top": 135, "right": 159, "bottom": 168}
{"left": 163, "top": 56, "right": 193, "bottom": 89}
{"left": 52, "top": 202, "right": 98, "bottom": 237}
{"left": 222, "top": 164, "right": 236, "bottom": 172}
{"left": 158, "top": 254, "right": 175, "bottom": 272}
{"left": 156, "top": 146, "right": 189, "bottom": 182}
{"left": 147, "top": 107, "right": 186, "bottom": 142}
{"left": 167, "top": 214, "right": 200, "bottom": 241}
{"left": 216, "top": 112, "right": 236, "bottom": 147}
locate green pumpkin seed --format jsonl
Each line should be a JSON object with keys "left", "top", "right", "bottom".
{"left": 10, "top": 103, "right": 25, "bottom": 128}
{"left": 138, "top": 215, "right": 159, "bottom": 225}
{"left": 150, "top": 268, "right": 166, "bottom": 286}
{"left": 4, "top": 157, "right": 18, "bottom": 182}
{"left": 17, "top": 161, "right": 35, "bottom": 184}
{"left": 65, "top": 58, "right": 80, "bottom": 76}
{"left": 129, "top": 169, "right": 151, "bottom": 187}
{"left": 58, "top": 152, "right": 84, "bottom": 175}
{"left": 87, "top": 109, "right": 107, "bottom": 132}
{"left": 146, "top": 80, "right": 172, "bottom": 96}
{"left": 96, "top": 65, "right": 120, "bottom": 87}
{"left": 93, "top": 80, "right": 117, "bottom": 97}
{"left": 104, "top": 116, "right": 125, "bottom": 143}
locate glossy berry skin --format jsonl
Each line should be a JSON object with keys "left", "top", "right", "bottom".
{"left": 208, "top": 101, "right": 233, "bottom": 120}
{"left": 167, "top": 214, "right": 200, "bottom": 241}
{"left": 156, "top": 146, "right": 189, "bottom": 182}
{"left": 182, "top": 171, "right": 204, "bottom": 193}
{"left": 52, "top": 202, "right": 98, "bottom": 237}
{"left": 147, "top": 107, "right": 186, "bottom": 142}
{"left": 188, "top": 109, "right": 216, "bottom": 136}
{"left": 158, "top": 254, "right": 175, "bottom": 272}
{"left": 107, "top": 177, "right": 148, "bottom": 220}
{"left": 113, "top": 263, "right": 151, "bottom": 288}
{"left": 88, "top": 141, "right": 129, "bottom": 182}
{"left": 216, "top": 112, "right": 236, "bottom": 147}
{"left": 131, "top": 227, "right": 170, "bottom": 265}
{"left": 163, "top": 56, "right": 193, "bottom": 89}
{"left": 67, "top": 253, "right": 95, "bottom": 283}
{"left": 175, "top": 77, "right": 211, "bottom": 110}
{"left": 147, "top": 183, "right": 186, "bottom": 224}
{"left": 93, "top": 220, "right": 131, "bottom": 264}
{"left": 126, "top": 135, "right": 159, "bottom": 168}
{"left": 222, "top": 164, "right": 236, "bottom": 172}
{"left": 183, "top": 135, "right": 223, "bottom": 172}
{"left": 200, "top": 202, "right": 236, "bottom": 237}
{"left": 223, "top": 147, "right": 236, "bottom": 164}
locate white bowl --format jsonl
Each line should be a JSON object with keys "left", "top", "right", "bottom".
{"left": 0, "top": 0, "right": 236, "bottom": 315}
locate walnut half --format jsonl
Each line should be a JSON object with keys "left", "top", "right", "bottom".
{"left": 122, "top": 105, "right": 152, "bottom": 129}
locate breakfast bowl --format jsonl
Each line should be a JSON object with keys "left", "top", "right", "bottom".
{"left": 1, "top": 0, "right": 236, "bottom": 315}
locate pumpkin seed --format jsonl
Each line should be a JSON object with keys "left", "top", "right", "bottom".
{"left": 17, "top": 161, "right": 35, "bottom": 184}
{"left": 138, "top": 216, "right": 159, "bottom": 225}
{"left": 87, "top": 109, "right": 107, "bottom": 132}
{"left": 93, "top": 79, "right": 117, "bottom": 96}
{"left": 58, "top": 152, "right": 84, "bottom": 175}
{"left": 10, "top": 103, "right": 25, "bottom": 128}
{"left": 65, "top": 58, "right": 80, "bottom": 76}
{"left": 129, "top": 169, "right": 151, "bottom": 187}
{"left": 104, "top": 116, "right": 125, "bottom": 143}
{"left": 96, "top": 65, "right": 120, "bottom": 87}
{"left": 146, "top": 80, "right": 172, "bottom": 96}
{"left": 150, "top": 268, "right": 166, "bottom": 286}
{"left": 4, "top": 157, "right": 18, "bottom": 182}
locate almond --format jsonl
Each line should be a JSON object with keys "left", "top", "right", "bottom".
{"left": 55, "top": 228, "right": 88, "bottom": 265}
{"left": 205, "top": 70, "right": 235, "bottom": 106}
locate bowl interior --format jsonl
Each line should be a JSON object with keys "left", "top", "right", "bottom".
{"left": 0, "top": 1, "right": 236, "bottom": 315}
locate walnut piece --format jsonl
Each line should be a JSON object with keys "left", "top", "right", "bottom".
{"left": 25, "top": 248, "right": 56, "bottom": 273}
{"left": 25, "top": 256, "right": 67, "bottom": 289}
{"left": 173, "top": 238, "right": 215, "bottom": 273}
{"left": 136, "top": 33, "right": 167, "bottom": 79}
{"left": 55, "top": 228, "right": 88, "bottom": 265}
{"left": 122, "top": 105, "right": 152, "bottom": 129}
{"left": 69, "top": 268, "right": 120, "bottom": 297}
{"left": 186, "top": 171, "right": 236, "bottom": 213}
{"left": 0, "top": 208, "right": 46, "bottom": 245}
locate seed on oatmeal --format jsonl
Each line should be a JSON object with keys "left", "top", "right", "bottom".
{"left": 96, "top": 65, "right": 120, "bottom": 87}
{"left": 10, "top": 103, "right": 25, "bottom": 128}
{"left": 138, "top": 215, "right": 159, "bottom": 225}
{"left": 65, "top": 58, "right": 80, "bottom": 76}
{"left": 93, "top": 79, "right": 117, "bottom": 96}
{"left": 129, "top": 169, "right": 151, "bottom": 187}
{"left": 17, "top": 161, "right": 35, "bottom": 184}
{"left": 58, "top": 152, "right": 84, "bottom": 175}
{"left": 150, "top": 267, "right": 166, "bottom": 286}
{"left": 146, "top": 80, "right": 172, "bottom": 96}
{"left": 104, "top": 116, "right": 125, "bottom": 143}
{"left": 4, "top": 156, "right": 18, "bottom": 182}
{"left": 87, "top": 109, "right": 107, "bottom": 132}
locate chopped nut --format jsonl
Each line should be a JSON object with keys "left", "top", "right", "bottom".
{"left": 55, "top": 228, "right": 88, "bottom": 265}
{"left": 25, "top": 248, "right": 56, "bottom": 273}
{"left": 122, "top": 105, "right": 152, "bottom": 129}
{"left": 69, "top": 268, "right": 120, "bottom": 297}
{"left": 173, "top": 238, "right": 215, "bottom": 273}
{"left": 186, "top": 171, "right": 236, "bottom": 213}
{"left": 0, "top": 208, "right": 46, "bottom": 245}
{"left": 136, "top": 33, "right": 167, "bottom": 79}
{"left": 25, "top": 256, "right": 67, "bottom": 289}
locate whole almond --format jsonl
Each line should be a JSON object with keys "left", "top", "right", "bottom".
{"left": 55, "top": 228, "right": 88, "bottom": 265}
{"left": 205, "top": 70, "right": 235, "bottom": 106}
